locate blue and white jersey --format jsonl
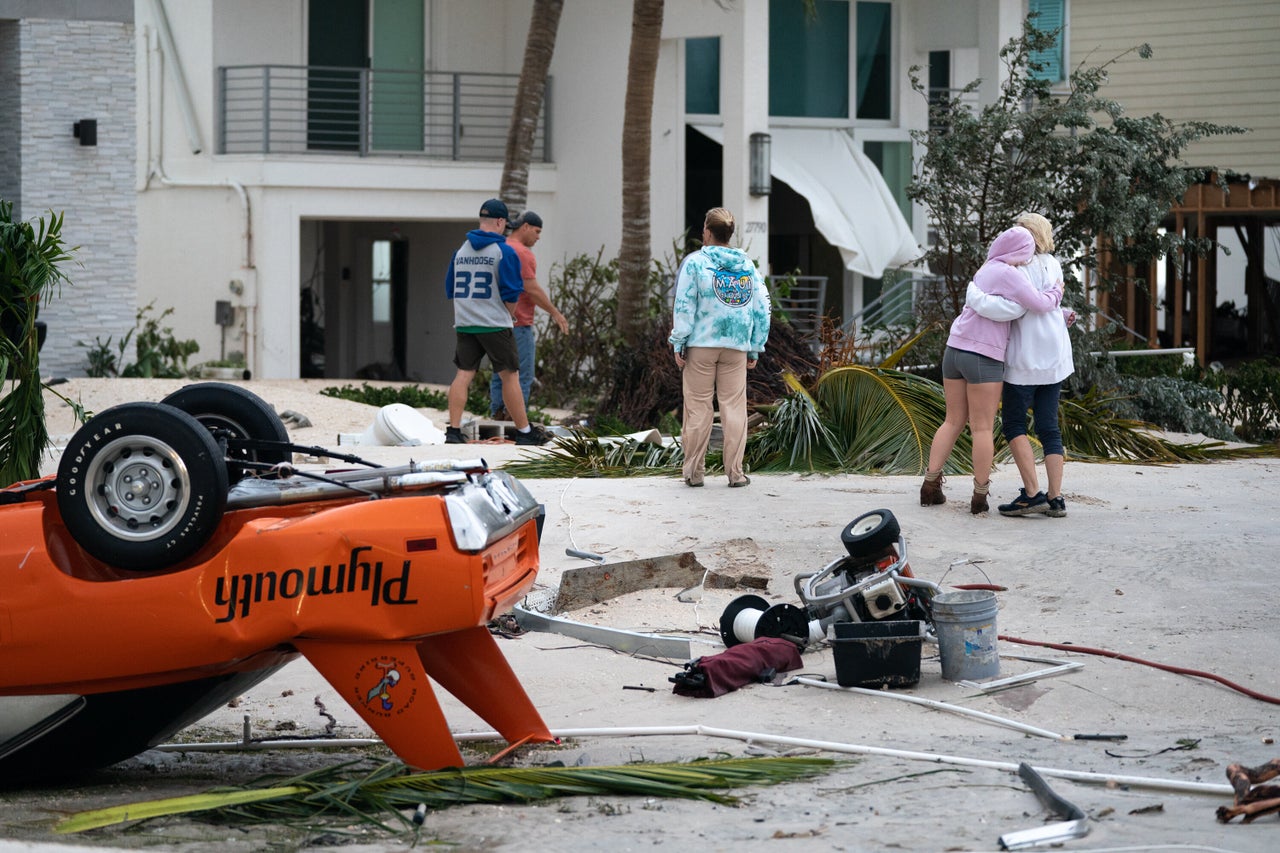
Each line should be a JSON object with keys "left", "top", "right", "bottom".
{"left": 445, "top": 229, "right": 524, "bottom": 328}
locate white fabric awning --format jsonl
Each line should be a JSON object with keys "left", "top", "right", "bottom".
{"left": 693, "top": 125, "right": 922, "bottom": 278}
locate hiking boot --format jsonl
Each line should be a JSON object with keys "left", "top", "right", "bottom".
{"left": 513, "top": 425, "right": 552, "bottom": 446}
{"left": 491, "top": 406, "right": 511, "bottom": 422}
{"left": 971, "top": 480, "right": 991, "bottom": 514}
{"left": 998, "top": 488, "right": 1049, "bottom": 517}
{"left": 444, "top": 426, "right": 467, "bottom": 444}
{"left": 920, "top": 475, "right": 946, "bottom": 506}
{"left": 1046, "top": 496, "right": 1067, "bottom": 517}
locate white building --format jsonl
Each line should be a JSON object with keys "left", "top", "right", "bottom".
{"left": 3, "top": 0, "right": 1273, "bottom": 379}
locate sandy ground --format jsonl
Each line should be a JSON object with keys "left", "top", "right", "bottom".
{"left": 3, "top": 378, "right": 1280, "bottom": 852}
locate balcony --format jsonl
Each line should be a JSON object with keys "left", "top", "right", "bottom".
{"left": 217, "top": 65, "right": 551, "bottom": 161}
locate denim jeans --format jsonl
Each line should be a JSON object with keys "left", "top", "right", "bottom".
{"left": 489, "top": 324, "right": 535, "bottom": 414}
{"left": 1001, "top": 381, "right": 1064, "bottom": 456}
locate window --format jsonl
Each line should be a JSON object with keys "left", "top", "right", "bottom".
{"left": 686, "top": 37, "right": 720, "bottom": 114}
{"left": 1028, "top": 0, "right": 1066, "bottom": 83}
{"left": 371, "top": 240, "right": 391, "bottom": 323}
{"left": 768, "top": 1, "right": 893, "bottom": 121}
{"left": 863, "top": 140, "right": 912, "bottom": 227}
{"left": 855, "top": 2, "right": 891, "bottom": 120}
{"left": 769, "top": 0, "right": 849, "bottom": 119}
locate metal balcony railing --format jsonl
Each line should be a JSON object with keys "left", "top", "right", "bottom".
{"left": 217, "top": 64, "right": 551, "bottom": 161}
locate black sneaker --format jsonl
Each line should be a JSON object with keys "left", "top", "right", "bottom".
{"left": 444, "top": 426, "right": 467, "bottom": 444}
{"left": 998, "top": 488, "right": 1049, "bottom": 516}
{"left": 1046, "top": 496, "right": 1067, "bottom": 517}
{"left": 513, "top": 425, "right": 551, "bottom": 446}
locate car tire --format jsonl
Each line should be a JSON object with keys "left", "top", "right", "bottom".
{"left": 57, "top": 402, "right": 228, "bottom": 571}
{"left": 161, "top": 382, "right": 290, "bottom": 482}
{"left": 841, "top": 508, "right": 901, "bottom": 558}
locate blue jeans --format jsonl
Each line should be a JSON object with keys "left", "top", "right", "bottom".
{"left": 490, "top": 324, "right": 535, "bottom": 414}
{"left": 1001, "top": 381, "right": 1064, "bottom": 456}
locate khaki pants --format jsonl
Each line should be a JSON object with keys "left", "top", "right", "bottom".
{"left": 681, "top": 347, "right": 748, "bottom": 484}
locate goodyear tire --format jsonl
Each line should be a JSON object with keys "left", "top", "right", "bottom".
{"left": 161, "top": 382, "right": 290, "bottom": 482}
{"left": 57, "top": 403, "right": 228, "bottom": 571}
{"left": 841, "top": 509, "right": 901, "bottom": 558}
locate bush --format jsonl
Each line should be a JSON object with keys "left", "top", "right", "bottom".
{"left": 78, "top": 302, "right": 199, "bottom": 378}
{"left": 1203, "top": 359, "right": 1280, "bottom": 442}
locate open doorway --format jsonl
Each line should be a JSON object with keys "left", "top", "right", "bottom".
{"left": 299, "top": 218, "right": 465, "bottom": 382}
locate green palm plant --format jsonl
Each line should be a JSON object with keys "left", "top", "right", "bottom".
{"left": 56, "top": 756, "right": 838, "bottom": 836}
{"left": 0, "top": 202, "right": 75, "bottom": 485}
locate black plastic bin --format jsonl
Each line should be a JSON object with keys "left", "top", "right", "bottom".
{"left": 831, "top": 619, "right": 923, "bottom": 688}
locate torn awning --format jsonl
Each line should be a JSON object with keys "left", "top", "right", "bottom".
{"left": 692, "top": 125, "right": 922, "bottom": 278}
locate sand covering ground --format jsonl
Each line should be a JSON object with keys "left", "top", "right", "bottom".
{"left": 2, "top": 377, "right": 1278, "bottom": 852}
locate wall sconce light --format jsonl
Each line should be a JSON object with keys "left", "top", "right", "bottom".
{"left": 749, "top": 132, "right": 771, "bottom": 196}
{"left": 73, "top": 120, "right": 97, "bottom": 146}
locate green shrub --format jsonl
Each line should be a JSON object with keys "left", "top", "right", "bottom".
{"left": 78, "top": 301, "right": 199, "bottom": 378}
{"left": 320, "top": 379, "right": 549, "bottom": 423}
{"left": 1204, "top": 359, "right": 1280, "bottom": 442}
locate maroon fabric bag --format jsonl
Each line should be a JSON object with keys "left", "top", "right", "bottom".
{"left": 670, "top": 637, "right": 803, "bottom": 698}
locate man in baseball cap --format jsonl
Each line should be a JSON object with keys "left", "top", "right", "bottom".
{"left": 442, "top": 198, "right": 549, "bottom": 446}
{"left": 478, "top": 198, "right": 508, "bottom": 221}
{"left": 489, "top": 210, "right": 567, "bottom": 420}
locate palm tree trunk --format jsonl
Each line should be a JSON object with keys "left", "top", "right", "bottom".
{"left": 616, "top": 0, "right": 663, "bottom": 348}
{"left": 499, "top": 0, "right": 564, "bottom": 216}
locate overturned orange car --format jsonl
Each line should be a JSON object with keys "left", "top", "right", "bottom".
{"left": 0, "top": 383, "right": 553, "bottom": 783}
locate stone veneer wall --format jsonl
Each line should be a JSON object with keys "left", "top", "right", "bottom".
{"left": 12, "top": 16, "right": 136, "bottom": 376}
{"left": 0, "top": 22, "right": 20, "bottom": 208}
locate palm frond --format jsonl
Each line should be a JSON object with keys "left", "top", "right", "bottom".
{"left": 57, "top": 756, "right": 838, "bottom": 835}
{"left": 746, "top": 373, "right": 844, "bottom": 471}
{"left": 503, "top": 428, "right": 683, "bottom": 478}
{"left": 1060, "top": 390, "right": 1280, "bottom": 463}
{"left": 817, "top": 365, "right": 959, "bottom": 474}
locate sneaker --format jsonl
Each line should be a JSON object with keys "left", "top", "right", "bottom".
{"left": 998, "top": 488, "right": 1049, "bottom": 517}
{"left": 513, "top": 425, "right": 551, "bottom": 446}
{"left": 1046, "top": 496, "right": 1067, "bottom": 517}
{"left": 444, "top": 426, "right": 467, "bottom": 444}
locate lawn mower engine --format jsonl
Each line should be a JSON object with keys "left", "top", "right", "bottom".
{"left": 718, "top": 509, "right": 938, "bottom": 650}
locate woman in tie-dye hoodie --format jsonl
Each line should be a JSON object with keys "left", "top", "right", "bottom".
{"left": 669, "top": 207, "right": 771, "bottom": 489}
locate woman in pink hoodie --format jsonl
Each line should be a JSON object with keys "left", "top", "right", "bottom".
{"left": 920, "top": 226, "right": 1063, "bottom": 513}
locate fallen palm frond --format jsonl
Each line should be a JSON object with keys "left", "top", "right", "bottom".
{"left": 747, "top": 373, "right": 844, "bottom": 470}
{"left": 818, "top": 365, "right": 954, "bottom": 473}
{"left": 1060, "top": 391, "right": 1280, "bottom": 463}
{"left": 57, "top": 756, "right": 838, "bottom": 835}
{"left": 505, "top": 428, "right": 684, "bottom": 478}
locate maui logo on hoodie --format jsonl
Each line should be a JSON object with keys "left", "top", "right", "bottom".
{"left": 712, "top": 270, "right": 754, "bottom": 307}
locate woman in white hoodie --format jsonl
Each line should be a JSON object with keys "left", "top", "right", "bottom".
{"left": 965, "top": 212, "right": 1076, "bottom": 517}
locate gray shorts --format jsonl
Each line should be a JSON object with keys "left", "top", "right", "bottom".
{"left": 942, "top": 346, "right": 1004, "bottom": 384}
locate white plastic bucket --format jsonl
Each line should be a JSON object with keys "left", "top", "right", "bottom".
{"left": 358, "top": 404, "right": 445, "bottom": 446}
{"left": 932, "top": 590, "right": 1000, "bottom": 682}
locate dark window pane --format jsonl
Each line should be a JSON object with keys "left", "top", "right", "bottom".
{"left": 855, "top": 1, "right": 891, "bottom": 120}
{"left": 769, "top": 0, "right": 849, "bottom": 119}
{"left": 686, "top": 37, "right": 720, "bottom": 114}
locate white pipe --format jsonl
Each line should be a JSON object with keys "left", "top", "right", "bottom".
{"left": 793, "top": 676, "right": 1066, "bottom": 740}
{"left": 155, "top": 724, "right": 1233, "bottom": 796}
{"left": 148, "top": 0, "right": 203, "bottom": 154}
{"left": 456, "top": 726, "right": 1234, "bottom": 797}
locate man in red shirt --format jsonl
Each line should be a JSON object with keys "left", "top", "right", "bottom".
{"left": 489, "top": 211, "right": 569, "bottom": 419}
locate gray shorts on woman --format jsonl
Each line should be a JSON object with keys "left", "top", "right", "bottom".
{"left": 942, "top": 346, "right": 1004, "bottom": 384}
